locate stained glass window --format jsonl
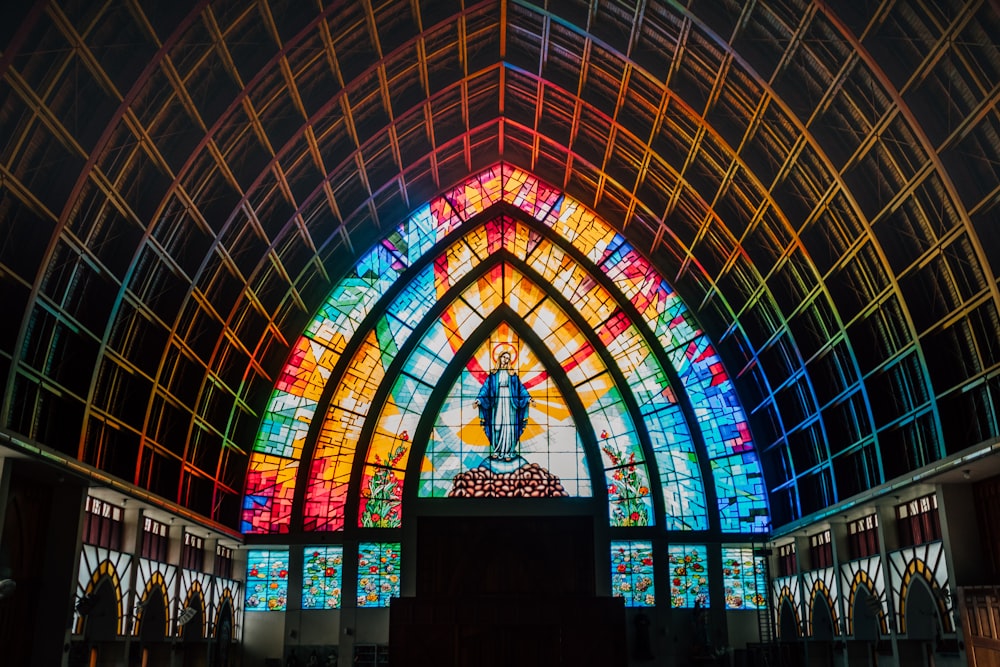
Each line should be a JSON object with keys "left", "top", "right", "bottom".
{"left": 244, "top": 164, "right": 767, "bottom": 538}
{"left": 245, "top": 550, "right": 288, "bottom": 612}
{"left": 357, "top": 543, "right": 400, "bottom": 608}
{"left": 668, "top": 545, "right": 709, "bottom": 608}
{"left": 421, "top": 329, "right": 591, "bottom": 498}
{"left": 303, "top": 546, "right": 343, "bottom": 610}
{"left": 721, "top": 546, "right": 768, "bottom": 610}
{"left": 602, "top": 433, "right": 654, "bottom": 527}
{"left": 611, "top": 541, "right": 655, "bottom": 607}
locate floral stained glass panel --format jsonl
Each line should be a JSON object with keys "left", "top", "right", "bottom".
{"left": 722, "top": 547, "right": 767, "bottom": 610}
{"left": 357, "top": 543, "right": 400, "bottom": 607}
{"left": 668, "top": 545, "right": 709, "bottom": 608}
{"left": 302, "top": 546, "right": 343, "bottom": 610}
{"left": 611, "top": 541, "right": 655, "bottom": 607}
{"left": 245, "top": 550, "right": 288, "bottom": 612}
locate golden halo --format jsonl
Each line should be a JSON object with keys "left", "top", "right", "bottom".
{"left": 491, "top": 342, "right": 517, "bottom": 365}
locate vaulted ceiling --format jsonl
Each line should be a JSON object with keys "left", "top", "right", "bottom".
{"left": 1, "top": 0, "right": 997, "bottom": 531}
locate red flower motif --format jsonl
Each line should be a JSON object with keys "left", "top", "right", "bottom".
{"left": 629, "top": 512, "right": 640, "bottom": 522}
{"left": 278, "top": 569, "right": 288, "bottom": 578}
{"left": 325, "top": 567, "right": 336, "bottom": 577}
{"left": 617, "top": 564, "right": 627, "bottom": 573}
{"left": 370, "top": 566, "right": 379, "bottom": 574}
{"left": 642, "top": 558, "right": 653, "bottom": 566}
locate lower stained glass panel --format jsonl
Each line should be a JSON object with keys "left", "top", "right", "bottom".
{"left": 357, "top": 542, "right": 401, "bottom": 607}
{"left": 611, "top": 541, "right": 655, "bottom": 607}
{"left": 668, "top": 544, "right": 709, "bottom": 608}
{"left": 721, "top": 546, "right": 768, "bottom": 610}
{"left": 245, "top": 549, "right": 288, "bottom": 612}
{"left": 302, "top": 546, "right": 344, "bottom": 610}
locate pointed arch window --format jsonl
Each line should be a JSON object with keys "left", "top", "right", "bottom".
{"left": 241, "top": 164, "right": 768, "bottom": 538}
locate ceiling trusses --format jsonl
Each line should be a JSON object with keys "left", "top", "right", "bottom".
{"left": 0, "top": 0, "right": 997, "bottom": 528}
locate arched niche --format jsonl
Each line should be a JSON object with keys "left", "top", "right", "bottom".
{"left": 137, "top": 586, "right": 168, "bottom": 642}
{"left": 81, "top": 576, "right": 119, "bottom": 642}
{"left": 181, "top": 588, "right": 205, "bottom": 641}
{"left": 904, "top": 576, "right": 941, "bottom": 641}
{"left": 779, "top": 598, "right": 800, "bottom": 640}
{"left": 213, "top": 597, "right": 235, "bottom": 667}
{"left": 852, "top": 587, "right": 882, "bottom": 642}
{"left": 810, "top": 590, "right": 836, "bottom": 640}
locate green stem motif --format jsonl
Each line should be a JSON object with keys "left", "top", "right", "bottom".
{"left": 602, "top": 436, "right": 650, "bottom": 527}
{"left": 360, "top": 440, "right": 408, "bottom": 527}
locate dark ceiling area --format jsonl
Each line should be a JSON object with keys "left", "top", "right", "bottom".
{"left": 0, "top": 0, "right": 997, "bottom": 531}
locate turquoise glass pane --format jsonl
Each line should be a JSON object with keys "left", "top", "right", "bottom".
{"left": 722, "top": 546, "right": 768, "bottom": 610}
{"left": 357, "top": 543, "right": 401, "bottom": 607}
{"left": 667, "top": 545, "right": 709, "bottom": 608}
{"left": 245, "top": 549, "right": 288, "bottom": 612}
{"left": 302, "top": 546, "right": 343, "bottom": 610}
{"left": 611, "top": 541, "right": 655, "bottom": 607}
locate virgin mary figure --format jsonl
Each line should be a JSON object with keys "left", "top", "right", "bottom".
{"left": 474, "top": 346, "right": 531, "bottom": 461}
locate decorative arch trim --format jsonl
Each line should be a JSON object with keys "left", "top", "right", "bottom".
{"left": 898, "top": 558, "right": 953, "bottom": 634}
{"left": 847, "top": 570, "right": 888, "bottom": 636}
{"left": 74, "top": 559, "right": 126, "bottom": 636}
{"left": 808, "top": 579, "right": 839, "bottom": 637}
{"left": 776, "top": 584, "right": 801, "bottom": 639}
{"left": 180, "top": 580, "right": 206, "bottom": 639}
{"left": 133, "top": 571, "right": 170, "bottom": 638}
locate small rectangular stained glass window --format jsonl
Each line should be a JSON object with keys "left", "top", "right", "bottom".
{"left": 610, "top": 541, "right": 655, "bottom": 607}
{"left": 245, "top": 549, "right": 289, "bottom": 611}
{"left": 722, "top": 546, "right": 767, "bottom": 610}
{"left": 357, "top": 543, "right": 400, "bottom": 607}
{"left": 303, "top": 546, "right": 343, "bottom": 609}
{"left": 896, "top": 494, "right": 940, "bottom": 547}
{"left": 667, "top": 545, "right": 709, "bottom": 608}
{"left": 215, "top": 544, "right": 234, "bottom": 579}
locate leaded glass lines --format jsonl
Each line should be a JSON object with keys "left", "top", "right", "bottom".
{"left": 241, "top": 164, "right": 768, "bottom": 536}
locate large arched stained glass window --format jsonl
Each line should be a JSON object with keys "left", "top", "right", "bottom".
{"left": 242, "top": 164, "right": 768, "bottom": 536}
